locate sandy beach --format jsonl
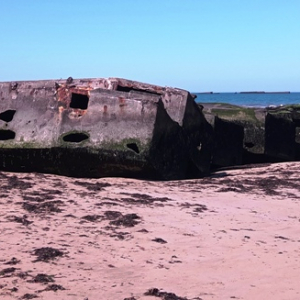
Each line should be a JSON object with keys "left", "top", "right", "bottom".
{"left": 0, "top": 162, "right": 300, "bottom": 300}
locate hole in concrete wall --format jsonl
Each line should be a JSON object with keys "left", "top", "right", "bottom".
{"left": 63, "top": 132, "right": 89, "bottom": 143}
{"left": 127, "top": 143, "right": 140, "bottom": 154}
{"left": 70, "top": 93, "right": 89, "bottom": 109}
{"left": 116, "top": 85, "right": 161, "bottom": 96}
{"left": 0, "top": 110, "right": 16, "bottom": 122}
{"left": 244, "top": 142, "right": 255, "bottom": 148}
{"left": 0, "top": 130, "right": 16, "bottom": 140}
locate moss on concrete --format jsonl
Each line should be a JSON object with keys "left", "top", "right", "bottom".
{"left": 0, "top": 141, "right": 46, "bottom": 149}
{"left": 100, "top": 137, "right": 150, "bottom": 154}
{"left": 211, "top": 107, "right": 258, "bottom": 123}
{"left": 199, "top": 102, "right": 267, "bottom": 125}
{"left": 198, "top": 102, "right": 266, "bottom": 156}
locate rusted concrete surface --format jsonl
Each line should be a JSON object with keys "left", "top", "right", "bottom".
{"left": 0, "top": 77, "right": 212, "bottom": 179}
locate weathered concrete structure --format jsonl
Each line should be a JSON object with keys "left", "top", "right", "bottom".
{"left": 2, "top": 78, "right": 300, "bottom": 178}
{"left": 200, "top": 103, "right": 266, "bottom": 167}
{"left": 265, "top": 105, "right": 300, "bottom": 161}
{"left": 200, "top": 102, "right": 300, "bottom": 168}
{"left": 0, "top": 77, "right": 212, "bottom": 179}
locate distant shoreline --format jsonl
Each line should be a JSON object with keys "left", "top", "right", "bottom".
{"left": 197, "top": 91, "right": 291, "bottom": 94}
{"left": 240, "top": 91, "right": 290, "bottom": 94}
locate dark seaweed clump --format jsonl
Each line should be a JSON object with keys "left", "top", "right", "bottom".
{"left": 7, "top": 215, "right": 33, "bottom": 226}
{"left": 81, "top": 214, "right": 102, "bottom": 222}
{"left": 32, "top": 247, "right": 64, "bottom": 262}
{"left": 22, "top": 200, "right": 64, "bottom": 213}
{"left": 152, "top": 238, "right": 167, "bottom": 244}
{"left": 144, "top": 288, "right": 198, "bottom": 300}
{"left": 21, "top": 294, "right": 38, "bottom": 299}
{"left": 73, "top": 181, "right": 111, "bottom": 191}
{"left": 0, "top": 267, "right": 17, "bottom": 276}
{"left": 121, "top": 193, "right": 171, "bottom": 205}
{"left": 44, "top": 284, "right": 65, "bottom": 291}
{"left": 109, "top": 213, "right": 141, "bottom": 227}
{"left": 4, "top": 257, "right": 21, "bottom": 265}
{"left": 29, "top": 273, "right": 55, "bottom": 284}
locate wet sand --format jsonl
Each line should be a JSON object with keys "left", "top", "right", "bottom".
{"left": 0, "top": 162, "right": 300, "bottom": 300}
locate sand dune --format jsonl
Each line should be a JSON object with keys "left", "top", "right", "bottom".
{"left": 0, "top": 162, "right": 300, "bottom": 300}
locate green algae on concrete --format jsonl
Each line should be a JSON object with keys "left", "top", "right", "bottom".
{"left": 200, "top": 103, "right": 262, "bottom": 124}
{"left": 199, "top": 102, "right": 266, "bottom": 166}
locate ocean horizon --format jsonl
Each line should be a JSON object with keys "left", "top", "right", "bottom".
{"left": 194, "top": 92, "right": 300, "bottom": 108}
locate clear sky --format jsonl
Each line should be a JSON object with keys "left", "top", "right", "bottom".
{"left": 0, "top": 0, "right": 299, "bottom": 92}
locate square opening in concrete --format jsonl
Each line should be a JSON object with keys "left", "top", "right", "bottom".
{"left": 70, "top": 93, "right": 89, "bottom": 110}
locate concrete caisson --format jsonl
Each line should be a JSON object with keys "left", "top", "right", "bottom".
{"left": 0, "top": 77, "right": 212, "bottom": 179}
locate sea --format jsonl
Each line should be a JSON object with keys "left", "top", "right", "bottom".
{"left": 194, "top": 92, "right": 300, "bottom": 108}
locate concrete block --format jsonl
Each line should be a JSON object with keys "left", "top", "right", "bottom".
{"left": 0, "top": 77, "right": 212, "bottom": 179}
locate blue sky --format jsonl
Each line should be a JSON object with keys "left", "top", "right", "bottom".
{"left": 0, "top": 0, "right": 299, "bottom": 92}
